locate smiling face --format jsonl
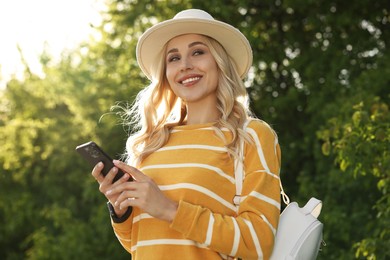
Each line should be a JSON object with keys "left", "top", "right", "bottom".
{"left": 165, "top": 34, "right": 219, "bottom": 106}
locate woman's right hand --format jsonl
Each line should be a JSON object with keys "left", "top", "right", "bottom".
{"left": 91, "top": 162, "right": 131, "bottom": 217}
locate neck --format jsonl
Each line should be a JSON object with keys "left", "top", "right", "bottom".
{"left": 185, "top": 100, "right": 220, "bottom": 125}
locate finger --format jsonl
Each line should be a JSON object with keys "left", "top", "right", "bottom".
{"left": 115, "top": 192, "right": 140, "bottom": 210}
{"left": 113, "top": 160, "right": 149, "bottom": 182}
{"left": 114, "top": 190, "right": 138, "bottom": 208}
{"left": 101, "top": 165, "right": 131, "bottom": 185}
{"left": 114, "top": 171, "right": 132, "bottom": 185}
{"left": 92, "top": 162, "right": 104, "bottom": 183}
{"left": 105, "top": 180, "right": 136, "bottom": 198}
{"left": 101, "top": 167, "right": 131, "bottom": 195}
{"left": 119, "top": 197, "right": 138, "bottom": 210}
{"left": 102, "top": 166, "right": 118, "bottom": 185}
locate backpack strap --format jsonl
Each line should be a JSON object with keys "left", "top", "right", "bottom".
{"left": 233, "top": 119, "right": 290, "bottom": 209}
{"left": 233, "top": 120, "right": 250, "bottom": 207}
{"left": 303, "top": 197, "right": 323, "bottom": 218}
{"left": 279, "top": 180, "right": 290, "bottom": 206}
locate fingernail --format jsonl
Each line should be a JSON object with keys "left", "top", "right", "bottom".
{"left": 113, "top": 160, "right": 120, "bottom": 164}
{"left": 114, "top": 201, "right": 118, "bottom": 206}
{"left": 106, "top": 190, "right": 112, "bottom": 195}
{"left": 98, "top": 162, "right": 103, "bottom": 167}
{"left": 112, "top": 167, "right": 117, "bottom": 173}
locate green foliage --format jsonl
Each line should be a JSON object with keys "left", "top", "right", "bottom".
{"left": 0, "top": 27, "right": 132, "bottom": 260}
{"left": 317, "top": 94, "right": 390, "bottom": 259}
{"left": 0, "top": 0, "right": 389, "bottom": 259}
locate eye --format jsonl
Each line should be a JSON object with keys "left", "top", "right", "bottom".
{"left": 193, "top": 49, "right": 205, "bottom": 56}
{"left": 167, "top": 54, "right": 180, "bottom": 63}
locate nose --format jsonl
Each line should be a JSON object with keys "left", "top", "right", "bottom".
{"left": 180, "top": 57, "right": 193, "bottom": 71}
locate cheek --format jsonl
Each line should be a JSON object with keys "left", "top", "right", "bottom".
{"left": 165, "top": 66, "right": 176, "bottom": 85}
{"left": 165, "top": 67, "right": 179, "bottom": 94}
{"left": 209, "top": 63, "right": 219, "bottom": 88}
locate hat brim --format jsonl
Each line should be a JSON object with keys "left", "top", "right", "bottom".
{"left": 136, "top": 17, "right": 252, "bottom": 80}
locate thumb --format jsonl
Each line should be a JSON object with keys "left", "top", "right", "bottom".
{"left": 113, "top": 160, "right": 148, "bottom": 182}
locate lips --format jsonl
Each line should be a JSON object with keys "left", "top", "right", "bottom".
{"left": 178, "top": 75, "right": 202, "bottom": 85}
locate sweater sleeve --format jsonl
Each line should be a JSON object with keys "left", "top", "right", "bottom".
{"left": 170, "top": 120, "right": 281, "bottom": 259}
{"left": 111, "top": 214, "right": 133, "bottom": 253}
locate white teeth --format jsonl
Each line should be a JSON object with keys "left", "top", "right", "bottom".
{"left": 182, "top": 77, "right": 200, "bottom": 84}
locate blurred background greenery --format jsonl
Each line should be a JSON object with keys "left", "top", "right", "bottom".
{"left": 0, "top": 0, "right": 389, "bottom": 259}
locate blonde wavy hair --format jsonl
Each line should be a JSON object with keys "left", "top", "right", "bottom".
{"left": 123, "top": 35, "right": 253, "bottom": 166}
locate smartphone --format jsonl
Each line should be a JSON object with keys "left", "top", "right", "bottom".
{"left": 75, "top": 141, "right": 131, "bottom": 183}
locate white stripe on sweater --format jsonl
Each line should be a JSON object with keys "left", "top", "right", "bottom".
{"left": 249, "top": 191, "right": 280, "bottom": 210}
{"left": 131, "top": 239, "right": 209, "bottom": 252}
{"left": 141, "top": 163, "right": 235, "bottom": 184}
{"left": 171, "top": 127, "right": 230, "bottom": 133}
{"left": 204, "top": 214, "right": 215, "bottom": 246}
{"left": 159, "top": 183, "right": 236, "bottom": 212}
{"left": 156, "top": 144, "right": 227, "bottom": 153}
{"left": 229, "top": 218, "right": 240, "bottom": 256}
{"left": 133, "top": 213, "right": 153, "bottom": 224}
{"left": 243, "top": 219, "right": 263, "bottom": 259}
{"left": 260, "top": 214, "right": 277, "bottom": 236}
{"left": 247, "top": 128, "right": 279, "bottom": 179}
{"left": 115, "top": 233, "right": 131, "bottom": 242}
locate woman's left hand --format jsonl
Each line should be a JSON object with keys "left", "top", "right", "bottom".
{"left": 106, "top": 160, "right": 178, "bottom": 223}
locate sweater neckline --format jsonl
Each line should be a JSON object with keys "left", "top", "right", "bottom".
{"left": 172, "top": 122, "right": 217, "bottom": 130}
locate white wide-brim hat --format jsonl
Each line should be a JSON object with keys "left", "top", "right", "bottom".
{"left": 136, "top": 9, "right": 253, "bottom": 80}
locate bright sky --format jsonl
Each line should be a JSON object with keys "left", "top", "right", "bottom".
{"left": 0, "top": 0, "right": 104, "bottom": 88}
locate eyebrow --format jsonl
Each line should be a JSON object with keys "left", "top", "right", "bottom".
{"left": 167, "top": 41, "right": 207, "bottom": 55}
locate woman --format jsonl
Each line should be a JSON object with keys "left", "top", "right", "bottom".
{"left": 92, "top": 9, "right": 281, "bottom": 260}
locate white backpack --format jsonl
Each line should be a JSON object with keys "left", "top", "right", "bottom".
{"left": 233, "top": 121, "right": 324, "bottom": 260}
{"left": 269, "top": 196, "right": 324, "bottom": 260}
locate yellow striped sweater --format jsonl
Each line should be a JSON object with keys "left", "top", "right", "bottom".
{"left": 111, "top": 119, "right": 281, "bottom": 260}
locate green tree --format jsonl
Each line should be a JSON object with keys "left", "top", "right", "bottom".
{"left": 0, "top": 0, "right": 388, "bottom": 259}
{"left": 0, "top": 40, "right": 132, "bottom": 259}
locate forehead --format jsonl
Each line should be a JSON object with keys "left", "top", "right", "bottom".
{"left": 166, "top": 34, "right": 208, "bottom": 49}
